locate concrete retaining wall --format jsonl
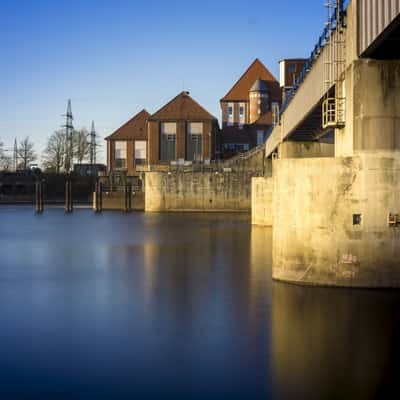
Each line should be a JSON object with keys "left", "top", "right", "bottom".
{"left": 145, "top": 172, "right": 253, "bottom": 212}
{"left": 272, "top": 154, "right": 400, "bottom": 288}
{"left": 93, "top": 192, "right": 145, "bottom": 211}
{"left": 252, "top": 177, "right": 273, "bottom": 226}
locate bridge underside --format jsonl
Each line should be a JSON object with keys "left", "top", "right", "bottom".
{"left": 286, "top": 99, "right": 334, "bottom": 143}
{"left": 362, "top": 15, "right": 400, "bottom": 59}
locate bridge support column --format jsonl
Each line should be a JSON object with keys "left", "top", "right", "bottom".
{"left": 335, "top": 59, "right": 400, "bottom": 157}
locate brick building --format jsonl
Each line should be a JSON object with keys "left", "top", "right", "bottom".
{"left": 219, "top": 58, "right": 281, "bottom": 158}
{"left": 147, "top": 91, "right": 219, "bottom": 166}
{"left": 279, "top": 58, "right": 307, "bottom": 102}
{"left": 105, "top": 109, "right": 150, "bottom": 176}
{"left": 106, "top": 92, "right": 218, "bottom": 175}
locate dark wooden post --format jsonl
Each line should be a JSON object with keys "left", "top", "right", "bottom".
{"left": 65, "top": 179, "right": 73, "bottom": 213}
{"left": 94, "top": 180, "right": 103, "bottom": 213}
{"left": 128, "top": 184, "right": 132, "bottom": 212}
{"left": 124, "top": 184, "right": 129, "bottom": 212}
{"left": 98, "top": 182, "right": 103, "bottom": 212}
{"left": 35, "top": 180, "right": 44, "bottom": 214}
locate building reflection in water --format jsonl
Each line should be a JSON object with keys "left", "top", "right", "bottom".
{"left": 271, "top": 282, "right": 400, "bottom": 399}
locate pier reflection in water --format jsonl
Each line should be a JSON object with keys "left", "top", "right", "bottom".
{"left": 0, "top": 207, "right": 398, "bottom": 399}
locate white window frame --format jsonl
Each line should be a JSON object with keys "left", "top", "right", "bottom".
{"left": 114, "top": 141, "right": 127, "bottom": 169}
{"left": 238, "top": 103, "right": 245, "bottom": 125}
{"left": 227, "top": 103, "right": 234, "bottom": 126}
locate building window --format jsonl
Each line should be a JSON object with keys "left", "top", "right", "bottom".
{"left": 257, "top": 130, "right": 264, "bottom": 145}
{"left": 134, "top": 140, "right": 147, "bottom": 166}
{"left": 160, "top": 122, "right": 176, "bottom": 161}
{"left": 223, "top": 143, "right": 249, "bottom": 152}
{"left": 114, "top": 141, "right": 127, "bottom": 169}
{"left": 239, "top": 103, "right": 245, "bottom": 125}
{"left": 227, "top": 103, "right": 234, "bottom": 125}
{"left": 186, "top": 122, "right": 203, "bottom": 161}
{"left": 288, "top": 64, "right": 296, "bottom": 74}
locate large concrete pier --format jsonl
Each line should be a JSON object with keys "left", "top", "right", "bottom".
{"left": 252, "top": 1, "right": 400, "bottom": 288}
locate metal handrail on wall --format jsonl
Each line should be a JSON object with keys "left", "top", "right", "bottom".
{"left": 279, "top": 0, "right": 348, "bottom": 118}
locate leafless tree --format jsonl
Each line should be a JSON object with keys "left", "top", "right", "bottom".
{"left": 0, "top": 140, "right": 12, "bottom": 171}
{"left": 17, "top": 136, "right": 37, "bottom": 170}
{"left": 42, "top": 130, "right": 66, "bottom": 173}
{"left": 73, "top": 128, "right": 90, "bottom": 164}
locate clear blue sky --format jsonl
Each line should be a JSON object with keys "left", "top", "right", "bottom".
{"left": 1, "top": 0, "right": 327, "bottom": 163}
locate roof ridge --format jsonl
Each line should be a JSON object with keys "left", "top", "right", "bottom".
{"left": 105, "top": 109, "right": 150, "bottom": 140}
{"left": 149, "top": 92, "right": 217, "bottom": 120}
{"left": 220, "top": 58, "right": 278, "bottom": 101}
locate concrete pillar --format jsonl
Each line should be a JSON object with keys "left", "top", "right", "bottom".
{"left": 336, "top": 59, "right": 400, "bottom": 157}
{"left": 272, "top": 59, "right": 400, "bottom": 288}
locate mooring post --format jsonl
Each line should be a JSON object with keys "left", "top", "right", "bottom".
{"left": 35, "top": 180, "right": 44, "bottom": 214}
{"left": 65, "top": 179, "right": 73, "bottom": 213}
{"left": 128, "top": 184, "right": 132, "bottom": 212}
{"left": 99, "top": 182, "right": 103, "bottom": 212}
{"left": 94, "top": 180, "right": 103, "bottom": 213}
{"left": 39, "top": 180, "right": 44, "bottom": 213}
{"left": 124, "top": 184, "right": 129, "bottom": 212}
{"left": 94, "top": 181, "right": 98, "bottom": 212}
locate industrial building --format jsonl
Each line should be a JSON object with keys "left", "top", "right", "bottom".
{"left": 105, "top": 92, "right": 218, "bottom": 175}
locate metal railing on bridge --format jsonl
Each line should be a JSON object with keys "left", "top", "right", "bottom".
{"left": 279, "top": 0, "right": 348, "bottom": 118}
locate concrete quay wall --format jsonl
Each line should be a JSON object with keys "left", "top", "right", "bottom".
{"left": 93, "top": 192, "right": 145, "bottom": 211}
{"left": 272, "top": 154, "right": 400, "bottom": 288}
{"left": 145, "top": 172, "right": 253, "bottom": 212}
{"left": 251, "top": 177, "right": 273, "bottom": 226}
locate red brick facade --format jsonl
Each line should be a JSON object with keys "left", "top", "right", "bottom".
{"left": 219, "top": 59, "right": 281, "bottom": 158}
{"left": 106, "top": 92, "right": 218, "bottom": 175}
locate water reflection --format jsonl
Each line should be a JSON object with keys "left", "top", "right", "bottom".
{"left": 271, "top": 283, "right": 400, "bottom": 399}
{"left": 0, "top": 207, "right": 398, "bottom": 399}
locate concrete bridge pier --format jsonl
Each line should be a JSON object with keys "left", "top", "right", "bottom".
{"left": 271, "top": 59, "right": 400, "bottom": 288}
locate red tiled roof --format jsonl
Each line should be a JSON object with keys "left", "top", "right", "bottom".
{"left": 105, "top": 109, "right": 150, "bottom": 141}
{"left": 149, "top": 91, "right": 217, "bottom": 121}
{"left": 221, "top": 58, "right": 281, "bottom": 103}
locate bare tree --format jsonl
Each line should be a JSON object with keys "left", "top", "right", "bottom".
{"left": 0, "top": 154, "right": 13, "bottom": 171}
{"left": 73, "top": 128, "right": 90, "bottom": 164}
{"left": 0, "top": 140, "right": 4, "bottom": 163}
{"left": 17, "top": 136, "right": 37, "bottom": 170}
{"left": 42, "top": 130, "right": 66, "bottom": 173}
{"left": 0, "top": 140, "right": 13, "bottom": 171}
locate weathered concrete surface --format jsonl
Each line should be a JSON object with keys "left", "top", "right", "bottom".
{"left": 93, "top": 192, "right": 145, "bottom": 211}
{"left": 336, "top": 59, "right": 400, "bottom": 157}
{"left": 252, "top": 177, "right": 273, "bottom": 226}
{"left": 278, "top": 141, "right": 334, "bottom": 159}
{"left": 145, "top": 172, "right": 252, "bottom": 212}
{"left": 272, "top": 154, "right": 400, "bottom": 288}
{"left": 223, "top": 144, "right": 266, "bottom": 173}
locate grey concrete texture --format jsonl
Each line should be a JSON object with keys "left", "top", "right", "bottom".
{"left": 272, "top": 154, "right": 400, "bottom": 288}
{"left": 252, "top": 177, "right": 273, "bottom": 226}
{"left": 93, "top": 192, "right": 145, "bottom": 211}
{"left": 145, "top": 172, "right": 253, "bottom": 212}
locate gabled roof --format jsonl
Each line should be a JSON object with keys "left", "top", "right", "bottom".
{"left": 105, "top": 109, "right": 150, "bottom": 140}
{"left": 221, "top": 58, "right": 281, "bottom": 102}
{"left": 149, "top": 91, "right": 217, "bottom": 121}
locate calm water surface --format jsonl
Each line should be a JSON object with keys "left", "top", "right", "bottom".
{"left": 0, "top": 207, "right": 399, "bottom": 399}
